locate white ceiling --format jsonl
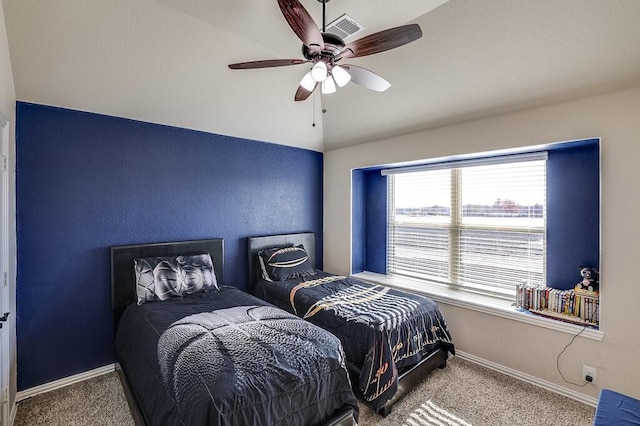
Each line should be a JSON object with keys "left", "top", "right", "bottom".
{"left": 4, "top": 0, "right": 640, "bottom": 152}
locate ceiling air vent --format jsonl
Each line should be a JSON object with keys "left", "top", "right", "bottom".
{"left": 325, "top": 14, "right": 365, "bottom": 40}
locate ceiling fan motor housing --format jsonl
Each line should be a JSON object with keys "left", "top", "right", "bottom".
{"left": 302, "top": 32, "right": 345, "bottom": 63}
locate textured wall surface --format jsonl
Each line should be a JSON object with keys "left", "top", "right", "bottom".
{"left": 15, "top": 102, "right": 323, "bottom": 390}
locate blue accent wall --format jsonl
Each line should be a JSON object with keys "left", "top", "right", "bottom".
{"left": 351, "top": 170, "right": 365, "bottom": 273}
{"left": 546, "top": 141, "right": 600, "bottom": 288}
{"left": 364, "top": 170, "right": 387, "bottom": 274}
{"left": 352, "top": 169, "right": 387, "bottom": 274}
{"left": 16, "top": 102, "right": 323, "bottom": 391}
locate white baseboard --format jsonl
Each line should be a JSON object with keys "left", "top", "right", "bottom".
{"left": 13, "top": 353, "right": 599, "bottom": 410}
{"left": 16, "top": 364, "right": 116, "bottom": 403}
{"left": 456, "top": 350, "right": 598, "bottom": 407}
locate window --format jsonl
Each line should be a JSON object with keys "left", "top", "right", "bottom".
{"left": 384, "top": 153, "right": 547, "bottom": 298}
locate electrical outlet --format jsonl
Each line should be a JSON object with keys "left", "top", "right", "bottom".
{"left": 583, "top": 365, "right": 597, "bottom": 385}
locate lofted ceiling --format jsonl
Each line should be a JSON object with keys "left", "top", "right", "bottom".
{"left": 4, "top": 0, "right": 640, "bottom": 152}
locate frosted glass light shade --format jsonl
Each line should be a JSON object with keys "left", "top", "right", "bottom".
{"left": 331, "top": 65, "right": 351, "bottom": 87}
{"left": 299, "top": 71, "right": 315, "bottom": 91}
{"left": 311, "top": 61, "right": 328, "bottom": 82}
{"left": 321, "top": 77, "right": 337, "bottom": 94}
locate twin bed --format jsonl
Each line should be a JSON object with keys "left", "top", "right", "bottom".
{"left": 111, "top": 234, "right": 454, "bottom": 424}
{"left": 247, "top": 232, "right": 455, "bottom": 416}
{"left": 111, "top": 238, "right": 357, "bottom": 426}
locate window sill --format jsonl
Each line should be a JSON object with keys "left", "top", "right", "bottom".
{"left": 352, "top": 271, "right": 604, "bottom": 341}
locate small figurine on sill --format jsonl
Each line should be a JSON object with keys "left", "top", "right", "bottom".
{"left": 575, "top": 266, "right": 599, "bottom": 293}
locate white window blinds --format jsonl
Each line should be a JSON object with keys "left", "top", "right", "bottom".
{"left": 386, "top": 153, "right": 547, "bottom": 296}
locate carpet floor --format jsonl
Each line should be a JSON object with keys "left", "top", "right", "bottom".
{"left": 14, "top": 357, "right": 595, "bottom": 425}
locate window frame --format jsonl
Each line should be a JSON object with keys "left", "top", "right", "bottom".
{"left": 351, "top": 138, "right": 599, "bottom": 296}
{"left": 384, "top": 152, "right": 548, "bottom": 299}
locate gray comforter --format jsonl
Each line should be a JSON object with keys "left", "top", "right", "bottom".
{"left": 115, "top": 286, "right": 358, "bottom": 425}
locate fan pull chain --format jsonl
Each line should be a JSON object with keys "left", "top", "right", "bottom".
{"left": 312, "top": 90, "right": 317, "bottom": 127}
{"left": 312, "top": 91, "right": 327, "bottom": 127}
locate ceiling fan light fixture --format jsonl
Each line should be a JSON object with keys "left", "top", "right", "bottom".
{"left": 331, "top": 65, "right": 351, "bottom": 87}
{"left": 299, "top": 71, "right": 316, "bottom": 91}
{"left": 311, "top": 60, "right": 328, "bottom": 82}
{"left": 321, "top": 76, "right": 337, "bottom": 94}
{"left": 228, "top": 0, "right": 422, "bottom": 102}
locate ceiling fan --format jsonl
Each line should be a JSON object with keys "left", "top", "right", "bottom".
{"left": 228, "top": 0, "right": 423, "bottom": 101}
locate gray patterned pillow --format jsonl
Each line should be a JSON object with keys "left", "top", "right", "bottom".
{"left": 134, "top": 253, "right": 218, "bottom": 304}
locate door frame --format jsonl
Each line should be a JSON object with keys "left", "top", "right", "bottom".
{"left": 0, "top": 111, "right": 10, "bottom": 426}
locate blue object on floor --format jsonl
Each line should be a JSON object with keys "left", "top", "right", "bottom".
{"left": 594, "top": 389, "right": 640, "bottom": 425}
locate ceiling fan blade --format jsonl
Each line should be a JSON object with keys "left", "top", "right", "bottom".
{"left": 341, "top": 65, "right": 391, "bottom": 92}
{"left": 278, "top": 0, "right": 324, "bottom": 53}
{"left": 228, "top": 59, "right": 307, "bottom": 70}
{"left": 339, "top": 24, "right": 422, "bottom": 59}
{"left": 295, "top": 82, "right": 317, "bottom": 101}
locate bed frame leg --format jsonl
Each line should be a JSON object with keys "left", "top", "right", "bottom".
{"left": 377, "top": 404, "right": 392, "bottom": 417}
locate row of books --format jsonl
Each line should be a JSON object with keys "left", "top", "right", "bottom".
{"left": 515, "top": 283, "right": 599, "bottom": 325}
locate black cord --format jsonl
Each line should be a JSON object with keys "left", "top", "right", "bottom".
{"left": 556, "top": 325, "right": 589, "bottom": 387}
{"left": 556, "top": 304, "right": 599, "bottom": 387}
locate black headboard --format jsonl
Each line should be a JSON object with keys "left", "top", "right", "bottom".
{"left": 110, "top": 238, "right": 224, "bottom": 326}
{"left": 247, "top": 232, "right": 315, "bottom": 292}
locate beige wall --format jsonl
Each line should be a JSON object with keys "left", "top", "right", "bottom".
{"left": 324, "top": 86, "right": 640, "bottom": 401}
{"left": 0, "top": 0, "right": 17, "bottom": 413}
{"left": 0, "top": 2, "right": 13, "bottom": 117}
